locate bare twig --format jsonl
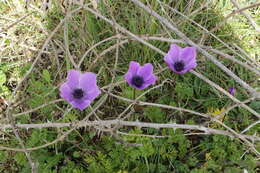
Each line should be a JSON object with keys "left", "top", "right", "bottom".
{"left": 13, "top": 99, "right": 63, "bottom": 117}
{"left": 6, "top": 106, "right": 37, "bottom": 171}
{"left": 205, "top": 97, "right": 256, "bottom": 126}
{"left": 10, "top": 19, "right": 64, "bottom": 99}
{"left": 230, "top": 0, "right": 260, "bottom": 32}
{"left": 204, "top": 47, "right": 260, "bottom": 75}
{"left": 0, "top": 12, "right": 32, "bottom": 33}
{"left": 64, "top": 10, "right": 78, "bottom": 69}
{"left": 0, "top": 120, "right": 259, "bottom": 142}
{"left": 203, "top": 1, "right": 260, "bottom": 41}
{"left": 117, "top": 131, "right": 168, "bottom": 138}
{"left": 241, "top": 120, "right": 260, "bottom": 134}
{"left": 78, "top": 35, "right": 120, "bottom": 68}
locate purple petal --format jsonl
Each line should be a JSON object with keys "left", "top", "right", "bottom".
{"left": 229, "top": 88, "right": 236, "bottom": 96}
{"left": 87, "top": 88, "right": 101, "bottom": 101}
{"left": 134, "top": 85, "right": 147, "bottom": 90}
{"left": 137, "top": 63, "right": 153, "bottom": 79}
{"left": 124, "top": 61, "right": 140, "bottom": 84}
{"left": 128, "top": 61, "right": 140, "bottom": 75}
{"left": 124, "top": 73, "right": 132, "bottom": 86}
{"left": 67, "top": 70, "right": 81, "bottom": 89}
{"left": 164, "top": 55, "right": 173, "bottom": 68}
{"left": 183, "top": 59, "right": 197, "bottom": 73}
{"left": 180, "top": 47, "right": 196, "bottom": 64}
{"left": 175, "top": 69, "right": 191, "bottom": 74}
{"left": 79, "top": 72, "right": 98, "bottom": 92}
{"left": 164, "top": 44, "right": 182, "bottom": 71}
{"left": 164, "top": 61, "right": 175, "bottom": 72}
{"left": 165, "top": 44, "right": 181, "bottom": 61}
{"left": 144, "top": 74, "right": 157, "bottom": 85}
{"left": 60, "top": 83, "right": 73, "bottom": 102}
{"left": 134, "top": 74, "right": 157, "bottom": 90}
{"left": 79, "top": 72, "right": 101, "bottom": 102}
{"left": 70, "top": 100, "right": 91, "bottom": 111}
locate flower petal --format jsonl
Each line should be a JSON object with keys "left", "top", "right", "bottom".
{"left": 164, "top": 44, "right": 182, "bottom": 71}
{"left": 184, "top": 59, "right": 197, "bottom": 71}
{"left": 180, "top": 47, "right": 196, "bottom": 64}
{"left": 124, "top": 73, "right": 132, "bottom": 84}
{"left": 167, "top": 44, "right": 181, "bottom": 61}
{"left": 87, "top": 88, "right": 101, "bottom": 101}
{"left": 67, "top": 70, "right": 81, "bottom": 89}
{"left": 60, "top": 83, "right": 73, "bottom": 102}
{"left": 134, "top": 85, "right": 146, "bottom": 90}
{"left": 71, "top": 100, "right": 91, "bottom": 111}
{"left": 124, "top": 61, "right": 140, "bottom": 85}
{"left": 144, "top": 74, "right": 157, "bottom": 85}
{"left": 79, "top": 72, "right": 98, "bottom": 92}
{"left": 128, "top": 61, "right": 140, "bottom": 75}
{"left": 229, "top": 88, "right": 236, "bottom": 96}
{"left": 137, "top": 63, "right": 153, "bottom": 79}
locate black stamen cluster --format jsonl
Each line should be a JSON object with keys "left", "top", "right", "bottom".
{"left": 72, "top": 89, "right": 84, "bottom": 99}
{"left": 131, "top": 76, "right": 144, "bottom": 87}
{"left": 173, "top": 61, "right": 185, "bottom": 72}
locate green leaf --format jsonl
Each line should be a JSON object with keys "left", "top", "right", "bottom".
{"left": 144, "top": 106, "right": 166, "bottom": 123}
{"left": 73, "top": 151, "right": 81, "bottom": 158}
{"left": 249, "top": 101, "right": 260, "bottom": 111}
{"left": 42, "top": 69, "right": 51, "bottom": 83}
{"left": 14, "top": 152, "right": 27, "bottom": 166}
{"left": 175, "top": 83, "right": 194, "bottom": 99}
{"left": 43, "top": 153, "right": 63, "bottom": 171}
{"left": 0, "top": 71, "right": 6, "bottom": 86}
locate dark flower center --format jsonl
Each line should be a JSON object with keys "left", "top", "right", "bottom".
{"left": 131, "top": 76, "right": 144, "bottom": 87}
{"left": 72, "top": 89, "right": 84, "bottom": 99}
{"left": 173, "top": 61, "right": 185, "bottom": 72}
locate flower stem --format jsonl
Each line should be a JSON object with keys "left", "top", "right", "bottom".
{"left": 133, "top": 88, "right": 136, "bottom": 100}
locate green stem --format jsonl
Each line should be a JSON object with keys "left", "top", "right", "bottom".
{"left": 133, "top": 88, "right": 136, "bottom": 100}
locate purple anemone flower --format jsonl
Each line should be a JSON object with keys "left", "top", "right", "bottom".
{"left": 59, "top": 70, "right": 101, "bottom": 111}
{"left": 228, "top": 88, "right": 236, "bottom": 96}
{"left": 124, "top": 61, "right": 157, "bottom": 90}
{"left": 164, "top": 44, "right": 197, "bottom": 74}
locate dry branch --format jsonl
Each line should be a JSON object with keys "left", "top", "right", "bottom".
{"left": 230, "top": 0, "right": 260, "bottom": 32}
{"left": 0, "top": 120, "right": 259, "bottom": 142}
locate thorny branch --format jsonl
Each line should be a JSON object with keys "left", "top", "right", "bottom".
{"left": 0, "top": 120, "right": 259, "bottom": 148}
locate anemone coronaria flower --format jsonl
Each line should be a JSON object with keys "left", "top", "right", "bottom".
{"left": 164, "top": 44, "right": 197, "bottom": 74}
{"left": 124, "top": 61, "right": 157, "bottom": 90}
{"left": 59, "top": 70, "right": 101, "bottom": 110}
